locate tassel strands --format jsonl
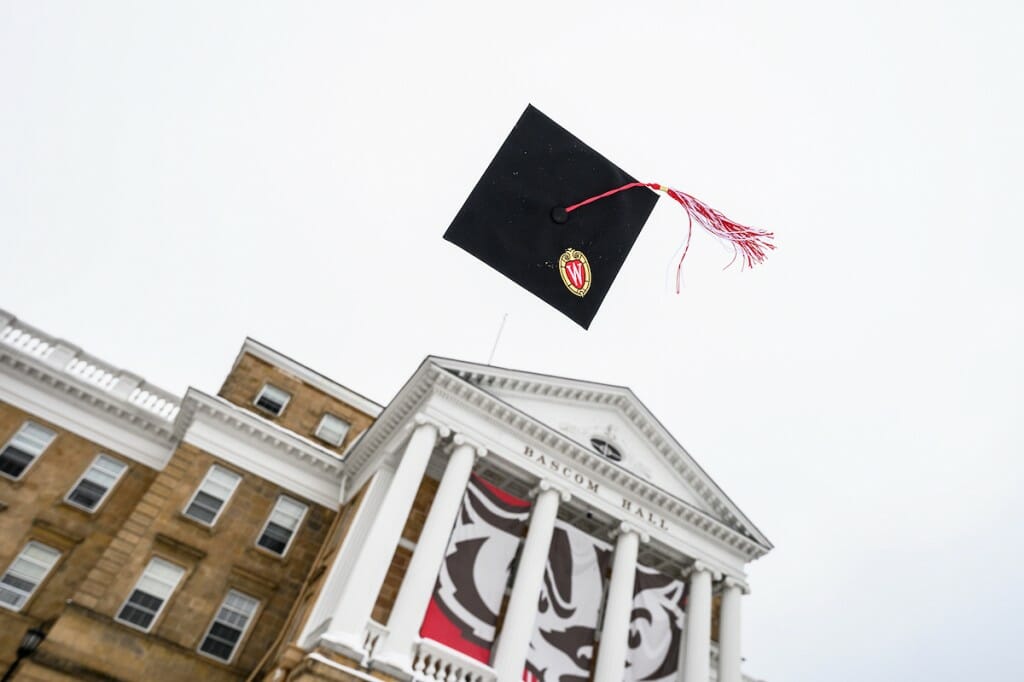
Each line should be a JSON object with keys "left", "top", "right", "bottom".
{"left": 563, "top": 182, "right": 774, "bottom": 293}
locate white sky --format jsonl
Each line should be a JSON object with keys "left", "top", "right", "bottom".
{"left": 2, "top": 2, "right": 1022, "bottom": 680}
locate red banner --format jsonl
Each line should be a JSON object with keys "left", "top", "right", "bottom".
{"left": 420, "top": 474, "right": 531, "bottom": 663}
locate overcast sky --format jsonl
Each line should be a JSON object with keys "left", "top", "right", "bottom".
{"left": 2, "top": 2, "right": 1022, "bottom": 680}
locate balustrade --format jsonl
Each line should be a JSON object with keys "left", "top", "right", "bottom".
{"left": 411, "top": 639, "right": 496, "bottom": 682}
{"left": 359, "top": 621, "right": 387, "bottom": 666}
{"left": 0, "top": 311, "right": 180, "bottom": 420}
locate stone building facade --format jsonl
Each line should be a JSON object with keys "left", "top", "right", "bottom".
{"left": 0, "top": 308, "right": 771, "bottom": 682}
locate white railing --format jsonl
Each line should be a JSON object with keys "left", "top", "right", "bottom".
{"left": 412, "top": 638, "right": 496, "bottom": 682}
{"left": 128, "top": 386, "right": 179, "bottom": 420}
{"left": 361, "top": 621, "right": 388, "bottom": 666}
{"left": 0, "top": 309, "right": 181, "bottom": 421}
{"left": 0, "top": 322, "right": 55, "bottom": 359}
{"left": 67, "top": 355, "right": 120, "bottom": 390}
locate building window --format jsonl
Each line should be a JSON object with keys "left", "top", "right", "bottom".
{"left": 590, "top": 437, "right": 623, "bottom": 462}
{"left": 0, "top": 421, "right": 56, "bottom": 479}
{"left": 253, "top": 383, "right": 290, "bottom": 416}
{"left": 314, "top": 413, "right": 350, "bottom": 446}
{"left": 0, "top": 542, "right": 61, "bottom": 611}
{"left": 184, "top": 465, "right": 242, "bottom": 525}
{"left": 198, "top": 590, "right": 260, "bottom": 662}
{"left": 256, "top": 496, "right": 308, "bottom": 556}
{"left": 65, "top": 454, "right": 128, "bottom": 512}
{"left": 116, "top": 557, "right": 185, "bottom": 631}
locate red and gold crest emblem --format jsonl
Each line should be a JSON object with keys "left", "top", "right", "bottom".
{"left": 558, "top": 248, "right": 591, "bottom": 297}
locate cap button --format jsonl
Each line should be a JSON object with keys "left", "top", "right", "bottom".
{"left": 550, "top": 207, "right": 569, "bottom": 224}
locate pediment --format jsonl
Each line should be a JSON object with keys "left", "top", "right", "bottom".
{"left": 431, "top": 358, "right": 769, "bottom": 549}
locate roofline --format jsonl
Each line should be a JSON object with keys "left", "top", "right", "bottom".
{"left": 343, "top": 356, "right": 771, "bottom": 561}
{"left": 232, "top": 338, "right": 383, "bottom": 418}
{"left": 426, "top": 355, "right": 773, "bottom": 550}
{"left": 428, "top": 355, "right": 636, "bottom": 395}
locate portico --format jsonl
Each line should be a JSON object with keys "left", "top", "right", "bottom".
{"left": 300, "top": 357, "right": 771, "bottom": 682}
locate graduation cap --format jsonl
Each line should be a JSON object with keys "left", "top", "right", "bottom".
{"left": 444, "top": 105, "right": 773, "bottom": 329}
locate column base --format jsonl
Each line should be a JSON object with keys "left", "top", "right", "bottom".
{"left": 369, "top": 651, "right": 415, "bottom": 681}
{"left": 318, "top": 630, "right": 368, "bottom": 664}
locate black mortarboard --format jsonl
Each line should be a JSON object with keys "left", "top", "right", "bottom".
{"left": 443, "top": 105, "right": 659, "bottom": 329}
{"left": 444, "top": 105, "right": 774, "bottom": 330}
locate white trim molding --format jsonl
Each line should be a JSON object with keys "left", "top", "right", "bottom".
{"left": 176, "top": 389, "right": 346, "bottom": 507}
{"left": 0, "top": 324, "right": 177, "bottom": 470}
{"left": 434, "top": 357, "right": 771, "bottom": 550}
{"left": 340, "top": 358, "right": 772, "bottom": 563}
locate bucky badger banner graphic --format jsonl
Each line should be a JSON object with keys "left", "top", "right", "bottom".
{"left": 420, "top": 474, "right": 531, "bottom": 663}
{"left": 623, "top": 565, "right": 688, "bottom": 682}
{"left": 523, "top": 522, "right": 612, "bottom": 682}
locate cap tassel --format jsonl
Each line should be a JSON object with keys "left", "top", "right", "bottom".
{"left": 563, "top": 182, "right": 774, "bottom": 293}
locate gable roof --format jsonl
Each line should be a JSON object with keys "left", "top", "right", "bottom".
{"left": 233, "top": 338, "right": 383, "bottom": 418}
{"left": 429, "top": 356, "right": 772, "bottom": 551}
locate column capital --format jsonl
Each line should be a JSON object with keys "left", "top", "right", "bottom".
{"left": 532, "top": 478, "right": 571, "bottom": 502}
{"left": 413, "top": 413, "right": 451, "bottom": 438}
{"left": 682, "top": 560, "right": 721, "bottom": 581}
{"left": 721, "top": 575, "right": 750, "bottom": 595}
{"left": 451, "top": 434, "right": 488, "bottom": 458}
{"left": 611, "top": 521, "right": 649, "bottom": 543}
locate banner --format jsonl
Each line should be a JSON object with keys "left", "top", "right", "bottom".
{"left": 420, "top": 474, "right": 531, "bottom": 663}
{"left": 523, "top": 521, "right": 612, "bottom": 682}
{"left": 623, "top": 565, "right": 687, "bottom": 682}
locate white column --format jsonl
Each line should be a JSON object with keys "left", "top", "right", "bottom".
{"left": 594, "top": 522, "right": 646, "bottom": 682}
{"left": 682, "top": 562, "right": 714, "bottom": 682}
{"left": 322, "top": 416, "right": 447, "bottom": 655}
{"left": 299, "top": 467, "right": 394, "bottom": 645}
{"left": 374, "top": 435, "right": 486, "bottom": 670}
{"left": 717, "top": 577, "right": 747, "bottom": 682}
{"left": 490, "top": 480, "right": 568, "bottom": 681}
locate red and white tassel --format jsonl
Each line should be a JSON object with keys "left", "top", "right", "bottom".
{"left": 564, "top": 181, "right": 774, "bottom": 293}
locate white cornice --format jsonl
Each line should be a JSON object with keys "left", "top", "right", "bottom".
{"left": 0, "top": 309, "right": 180, "bottom": 423}
{"left": 233, "top": 339, "right": 383, "bottom": 418}
{"left": 340, "top": 359, "right": 441, "bottom": 481}
{"left": 176, "top": 389, "right": 346, "bottom": 507}
{"left": 0, "top": 316, "right": 177, "bottom": 470}
{"left": 432, "top": 357, "right": 772, "bottom": 551}
{"left": 341, "top": 359, "right": 770, "bottom": 561}
{"left": 0, "top": 349, "right": 178, "bottom": 441}
{"left": 427, "top": 372, "right": 770, "bottom": 561}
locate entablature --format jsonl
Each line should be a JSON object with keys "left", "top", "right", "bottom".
{"left": 0, "top": 310, "right": 177, "bottom": 470}
{"left": 175, "top": 388, "right": 346, "bottom": 507}
{"left": 341, "top": 359, "right": 769, "bottom": 566}
{"left": 437, "top": 358, "right": 771, "bottom": 550}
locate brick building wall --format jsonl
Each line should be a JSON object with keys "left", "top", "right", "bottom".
{"left": 0, "top": 401, "right": 157, "bottom": 671}
{"left": 30, "top": 441, "right": 335, "bottom": 681}
{"left": 219, "top": 353, "right": 374, "bottom": 452}
{"left": 252, "top": 478, "right": 373, "bottom": 681}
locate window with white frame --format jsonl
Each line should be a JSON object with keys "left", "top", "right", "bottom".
{"left": 256, "top": 496, "right": 308, "bottom": 555}
{"left": 253, "top": 383, "right": 290, "bottom": 416}
{"left": 66, "top": 454, "right": 128, "bottom": 511}
{"left": 0, "top": 421, "right": 56, "bottom": 479}
{"left": 314, "top": 413, "right": 350, "bottom": 446}
{"left": 0, "top": 542, "right": 61, "bottom": 611}
{"left": 183, "top": 465, "right": 242, "bottom": 525}
{"left": 116, "top": 557, "right": 185, "bottom": 631}
{"left": 198, "top": 590, "right": 260, "bottom": 662}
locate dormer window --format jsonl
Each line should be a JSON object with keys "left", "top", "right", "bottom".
{"left": 254, "top": 384, "right": 290, "bottom": 416}
{"left": 590, "top": 437, "right": 623, "bottom": 462}
{"left": 315, "top": 414, "right": 350, "bottom": 447}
